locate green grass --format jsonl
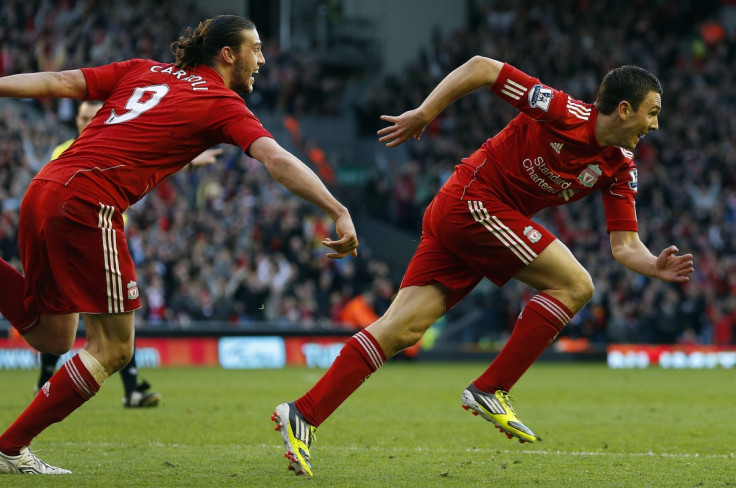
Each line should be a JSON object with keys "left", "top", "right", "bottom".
{"left": 1, "top": 362, "right": 735, "bottom": 487}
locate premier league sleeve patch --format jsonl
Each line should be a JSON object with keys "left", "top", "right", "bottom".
{"left": 528, "top": 84, "right": 554, "bottom": 111}
{"left": 628, "top": 168, "right": 638, "bottom": 192}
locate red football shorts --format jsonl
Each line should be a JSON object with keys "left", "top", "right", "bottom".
{"left": 401, "top": 192, "right": 556, "bottom": 310}
{"left": 18, "top": 180, "right": 141, "bottom": 314}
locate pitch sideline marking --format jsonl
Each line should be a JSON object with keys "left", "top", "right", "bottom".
{"left": 311, "top": 445, "right": 736, "bottom": 460}
{"left": 470, "top": 448, "right": 736, "bottom": 460}
{"left": 55, "top": 441, "right": 736, "bottom": 460}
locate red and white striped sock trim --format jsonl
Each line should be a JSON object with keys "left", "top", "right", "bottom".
{"left": 63, "top": 358, "right": 97, "bottom": 400}
{"left": 353, "top": 330, "right": 385, "bottom": 371}
{"left": 529, "top": 294, "right": 572, "bottom": 330}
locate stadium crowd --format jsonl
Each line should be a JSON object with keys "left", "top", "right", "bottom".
{"left": 1, "top": 0, "right": 735, "bottom": 347}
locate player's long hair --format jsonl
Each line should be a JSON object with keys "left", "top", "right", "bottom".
{"left": 594, "top": 66, "right": 663, "bottom": 115}
{"left": 171, "top": 15, "right": 256, "bottom": 70}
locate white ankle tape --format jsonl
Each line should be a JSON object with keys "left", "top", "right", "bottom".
{"left": 78, "top": 349, "right": 110, "bottom": 385}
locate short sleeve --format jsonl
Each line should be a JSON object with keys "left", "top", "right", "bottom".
{"left": 211, "top": 97, "right": 273, "bottom": 153}
{"left": 81, "top": 59, "right": 140, "bottom": 101}
{"left": 490, "top": 63, "right": 565, "bottom": 122}
{"left": 602, "top": 164, "right": 639, "bottom": 232}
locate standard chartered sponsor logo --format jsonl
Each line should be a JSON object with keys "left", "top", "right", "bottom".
{"left": 521, "top": 156, "right": 572, "bottom": 194}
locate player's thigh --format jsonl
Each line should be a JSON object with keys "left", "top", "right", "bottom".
{"left": 82, "top": 311, "right": 135, "bottom": 372}
{"left": 369, "top": 284, "right": 447, "bottom": 334}
{"left": 367, "top": 284, "right": 447, "bottom": 354}
{"left": 22, "top": 313, "right": 80, "bottom": 355}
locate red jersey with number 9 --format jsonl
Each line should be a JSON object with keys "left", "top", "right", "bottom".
{"left": 35, "top": 59, "right": 272, "bottom": 211}
{"left": 439, "top": 63, "right": 639, "bottom": 233}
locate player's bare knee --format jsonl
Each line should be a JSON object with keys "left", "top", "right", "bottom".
{"left": 398, "top": 321, "right": 431, "bottom": 350}
{"left": 114, "top": 348, "right": 134, "bottom": 372}
{"left": 32, "top": 333, "right": 75, "bottom": 356}
{"left": 571, "top": 274, "right": 594, "bottom": 309}
{"left": 101, "top": 342, "right": 134, "bottom": 372}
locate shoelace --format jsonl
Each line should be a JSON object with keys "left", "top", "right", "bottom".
{"left": 25, "top": 448, "right": 53, "bottom": 469}
{"left": 292, "top": 414, "right": 316, "bottom": 446}
{"left": 498, "top": 391, "right": 519, "bottom": 416}
{"left": 299, "top": 423, "right": 316, "bottom": 445}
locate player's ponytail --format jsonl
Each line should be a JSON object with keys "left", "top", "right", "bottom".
{"left": 171, "top": 15, "right": 256, "bottom": 70}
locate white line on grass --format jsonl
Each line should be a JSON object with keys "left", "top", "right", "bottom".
{"left": 324, "top": 446, "right": 736, "bottom": 460}
{"left": 55, "top": 441, "right": 736, "bottom": 460}
{"left": 477, "top": 449, "right": 736, "bottom": 460}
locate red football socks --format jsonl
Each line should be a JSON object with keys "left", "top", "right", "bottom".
{"left": 0, "top": 258, "right": 38, "bottom": 333}
{"left": 295, "top": 329, "right": 386, "bottom": 427}
{"left": 473, "top": 293, "right": 572, "bottom": 393}
{"left": 0, "top": 353, "right": 100, "bottom": 455}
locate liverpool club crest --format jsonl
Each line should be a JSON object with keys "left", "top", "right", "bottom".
{"left": 127, "top": 281, "right": 139, "bottom": 300}
{"left": 577, "top": 164, "right": 602, "bottom": 188}
{"left": 523, "top": 226, "right": 542, "bottom": 244}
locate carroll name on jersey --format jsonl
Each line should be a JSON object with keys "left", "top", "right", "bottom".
{"left": 150, "top": 65, "right": 209, "bottom": 91}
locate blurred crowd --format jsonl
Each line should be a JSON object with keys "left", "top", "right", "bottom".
{"left": 1, "top": 0, "right": 735, "bottom": 347}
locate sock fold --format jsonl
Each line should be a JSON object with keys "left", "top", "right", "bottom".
{"left": 295, "top": 330, "right": 386, "bottom": 427}
{"left": 473, "top": 293, "right": 572, "bottom": 393}
{"left": 0, "top": 353, "right": 100, "bottom": 455}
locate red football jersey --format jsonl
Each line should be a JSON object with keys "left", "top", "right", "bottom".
{"left": 35, "top": 59, "right": 273, "bottom": 211}
{"left": 440, "top": 63, "right": 639, "bottom": 232}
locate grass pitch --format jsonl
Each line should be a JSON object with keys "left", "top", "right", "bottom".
{"left": 0, "top": 361, "right": 734, "bottom": 487}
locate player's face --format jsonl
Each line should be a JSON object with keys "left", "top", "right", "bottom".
{"left": 620, "top": 91, "right": 661, "bottom": 149}
{"left": 75, "top": 102, "right": 102, "bottom": 133}
{"left": 231, "top": 28, "right": 265, "bottom": 94}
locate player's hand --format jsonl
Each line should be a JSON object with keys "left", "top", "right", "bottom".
{"left": 377, "top": 109, "right": 428, "bottom": 148}
{"left": 190, "top": 147, "right": 223, "bottom": 167}
{"left": 322, "top": 211, "right": 359, "bottom": 259}
{"left": 655, "top": 245, "right": 694, "bottom": 282}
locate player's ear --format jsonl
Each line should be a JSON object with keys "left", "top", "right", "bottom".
{"left": 220, "top": 46, "right": 234, "bottom": 64}
{"left": 617, "top": 100, "right": 631, "bottom": 120}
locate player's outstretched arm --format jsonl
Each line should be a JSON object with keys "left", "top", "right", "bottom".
{"left": 248, "top": 136, "right": 359, "bottom": 259}
{"left": 610, "top": 230, "right": 694, "bottom": 282}
{"left": 0, "top": 70, "right": 87, "bottom": 100}
{"left": 377, "top": 56, "right": 503, "bottom": 148}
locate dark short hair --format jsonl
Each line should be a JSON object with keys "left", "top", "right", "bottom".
{"left": 171, "top": 15, "right": 256, "bottom": 70}
{"left": 594, "top": 66, "right": 663, "bottom": 115}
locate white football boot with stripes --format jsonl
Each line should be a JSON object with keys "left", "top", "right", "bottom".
{"left": 461, "top": 383, "right": 538, "bottom": 443}
{"left": 271, "top": 402, "right": 316, "bottom": 477}
{"left": 0, "top": 446, "right": 71, "bottom": 474}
